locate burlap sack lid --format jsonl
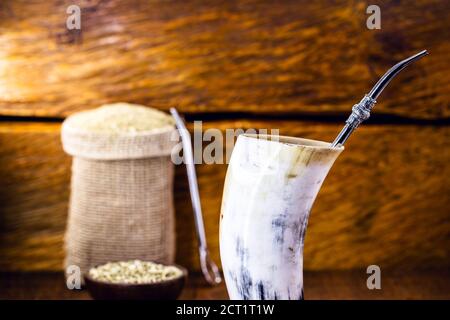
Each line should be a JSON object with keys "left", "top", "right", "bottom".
{"left": 61, "top": 103, "right": 179, "bottom": 160}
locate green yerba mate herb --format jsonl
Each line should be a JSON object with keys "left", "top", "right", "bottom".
{"left": 89, "top": 260, "right": 183, "bottom": 284}
{"left": 66, "top": 103, "right": 175, "bottom": 134}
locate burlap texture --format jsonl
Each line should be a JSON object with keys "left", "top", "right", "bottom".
{"left": 62, "top": 122, "right": 178, "bottom": 276}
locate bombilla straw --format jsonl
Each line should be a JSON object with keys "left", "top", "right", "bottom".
{"left": 331, "top": 50, "right": 428, "bottom": 147}
{"left": 170, "top": 108, "right": 222, "bottom": 286}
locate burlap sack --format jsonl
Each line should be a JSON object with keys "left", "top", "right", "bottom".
{"left": 61, "top": 104, "right": 178, "bottom": 277}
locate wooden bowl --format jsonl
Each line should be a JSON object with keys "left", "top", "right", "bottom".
{"left": 84, "top": 263, "right": 188, "bottom": 300}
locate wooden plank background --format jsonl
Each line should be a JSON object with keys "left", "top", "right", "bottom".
{"left": 0, "top": 121, "right": 448, "bottom": 271}
{"left": 2, "top": 270, "right": 450, "bottom": 299}
{"left": 0, "top": 0, "right": 448, "bottom": 272}
{"left": 0, "top": 0, "right": 448, "bottom": 118}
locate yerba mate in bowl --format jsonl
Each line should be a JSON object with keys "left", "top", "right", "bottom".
{"left": 84, "top": 260, "right": 187, "bottom": 300}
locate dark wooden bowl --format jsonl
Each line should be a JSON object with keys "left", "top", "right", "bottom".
{"left": 84, "top": 263, "right": 188, "bottom": 300}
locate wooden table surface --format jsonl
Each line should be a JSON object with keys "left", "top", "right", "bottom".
{"left": 1, "top": 269, "right": 448, "bottom": 300}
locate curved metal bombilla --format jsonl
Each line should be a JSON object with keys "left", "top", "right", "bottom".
{"left": 170, "top": 108, "right": 222, "bottom": 286}
{"left": 331, "top": 50, "right": 428, "bottom": 147}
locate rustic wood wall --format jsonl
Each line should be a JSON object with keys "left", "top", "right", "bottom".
{"left": 0, "top": 0, "right": 448, "bottom": 272}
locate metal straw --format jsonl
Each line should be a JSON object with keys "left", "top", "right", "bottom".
{"left": 331, "top": 50, "right": 428, "bottom": 147}
{"left": 170, "top": 108, "right": 222, "bottom": 285}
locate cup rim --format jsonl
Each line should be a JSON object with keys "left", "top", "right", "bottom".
{"left": 241, "top": 133, "right": 345, "bottom": 151}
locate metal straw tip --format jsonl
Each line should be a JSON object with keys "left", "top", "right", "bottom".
{"left": 409, "top": 50, "right": 429, "bottom": 61}
{"left": 368, "top": 49, "right": 429, "bottom": 100}
{"left": 417, "top": 49, "right": 429, "bottom": 56}
{"left": 398, "top": 49, "right": 429, "bottom": 67}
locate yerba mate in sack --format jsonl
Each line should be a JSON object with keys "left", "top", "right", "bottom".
{"left": 61, "top": 103, "right": 177, "bottom": 277}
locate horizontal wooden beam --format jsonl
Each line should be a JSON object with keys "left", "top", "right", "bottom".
{"left": 0, "top": 0, "right": 448, "bottom": 119}
{"left": 0, "top": 120, "right": 448, "bottom": 271}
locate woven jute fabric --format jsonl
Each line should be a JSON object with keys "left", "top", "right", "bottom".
{"left": 62, "top": 119, "right": 178, "bottom": 277}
